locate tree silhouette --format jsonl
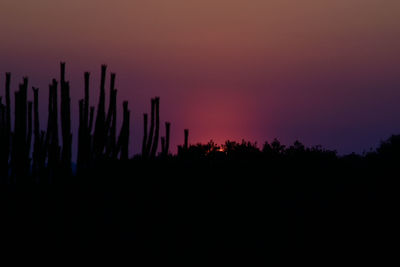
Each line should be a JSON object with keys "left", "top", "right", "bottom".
{"left": 0, "top": 62, "right": 399, "bottom": 186}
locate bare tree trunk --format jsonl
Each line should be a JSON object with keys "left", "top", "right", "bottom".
{"left": 150, "top": 97, "right": 160, "bottom": 158}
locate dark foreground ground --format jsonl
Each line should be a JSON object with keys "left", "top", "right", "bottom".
{"left": 1, "top": 157, "right": 399, "bottom": 265}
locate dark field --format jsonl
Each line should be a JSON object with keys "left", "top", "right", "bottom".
{"left": 2, "top": 152, "right": 398, "bottom": 264}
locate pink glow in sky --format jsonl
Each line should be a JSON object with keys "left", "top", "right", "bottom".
{"left": 1, "top": 0, "right": 400, "bottom": 155}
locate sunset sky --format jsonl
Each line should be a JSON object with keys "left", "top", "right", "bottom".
{"left": 1, "top": 0, "right": 400, "bottom": 155}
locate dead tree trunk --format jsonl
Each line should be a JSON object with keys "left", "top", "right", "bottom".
{"left": 150, "top": 97, "right": 160, "bottom": 158}
{"left": 142, "top": 113, "right": 148, "bottom": 158}
{"left": 93, "top": 65, "right": 107, "bottom": 160}
{"left": 60, "top": 62, "right": 72, "bottom": 177}
{"left": 116, "top": 101, "right": 130, "bottom": 160}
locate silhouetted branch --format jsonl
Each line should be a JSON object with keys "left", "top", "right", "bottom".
{"left": 161, "top": 122, "right": 170, "bottom": 157}
{"left": 146, "top": 98, "right": 155, "bottom": 157}
{"left": 105, "top": 73, "right": 117, "bottom": 158}
{"left": 142, "top": 113, "right": 148, "bottom": 158}
{"left": 116, "top": 101, "right": 130, "bottom": 160}
{"left": 150, "top": 97, "right": 160, "bottom": 158}
{"left": 47, "top": 79, "right": 60, "bottom": 182}
{"left": 93, "top": 65, "right": 107, "bottom": 159}
{"left": 0, "top": 73, "right": 11, "bottom": 181}
{"left": 11, "top": 77, "right": 29, "bottom": 181}
{"left": 60, "top": 63, "right": 72, "bottom": 176}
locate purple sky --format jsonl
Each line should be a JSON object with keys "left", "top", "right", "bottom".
{"left": 1, "top": 0, "right": 400, "bottom": 156}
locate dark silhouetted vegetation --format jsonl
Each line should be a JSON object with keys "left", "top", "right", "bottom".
{"left": 0, "top": 63, "right": 398, "bottom": 264}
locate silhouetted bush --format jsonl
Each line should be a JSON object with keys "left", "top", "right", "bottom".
{"left": 1, "top": 63, "right": 399, "bottom": 264}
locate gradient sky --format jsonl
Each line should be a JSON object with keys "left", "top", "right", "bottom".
{"left": 1, "top": 0, "right": 400, "bottom": 155}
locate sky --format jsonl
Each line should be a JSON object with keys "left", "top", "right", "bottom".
{"left": 1, "top": 0, "right": 400, "bottom": 155}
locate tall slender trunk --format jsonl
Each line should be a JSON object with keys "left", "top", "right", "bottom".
{"left": 142, "top": 113, "right": 148, "bottom": 157}
{"left": 60, "top": 63, "right": 72, "bottom": 176}
{"left": 93, "top": 65, "right": 107, "bottom": 159}
{"left": 116, "top": 101, "right": 130, "bottom": 160}
{"left": 146, "top": 98, "right": 155, "bottom": 156}
{"left": 150, "top": 97, "right": 160, "bottom": 158}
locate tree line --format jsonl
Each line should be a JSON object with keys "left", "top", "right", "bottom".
{"left": 1, "top": 62, "right": 399, "bottom": 184}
